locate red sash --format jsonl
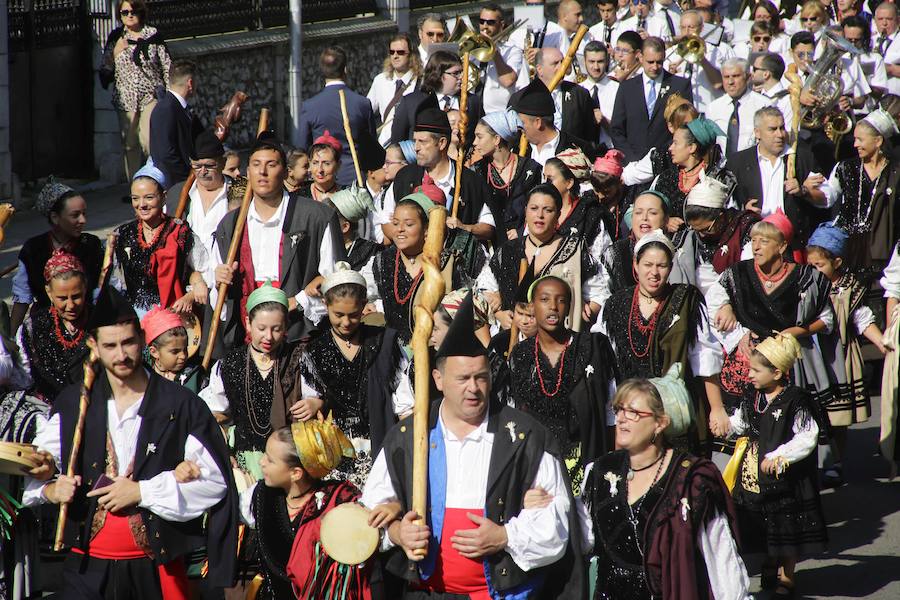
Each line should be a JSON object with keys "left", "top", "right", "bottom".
{"left": 237, "top": 221, "right": 286, "bottom": 327}
{"left": 414, "top": 508, "right": 490, "bottom": 599}
{"left": 73, "top": 514, "right": 189, "bottom": 600}
{"left": 149, "top": 221, "right": 187, "bottom": 308}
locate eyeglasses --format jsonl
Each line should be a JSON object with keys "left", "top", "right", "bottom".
{"left": 752, "top": 65, "right": 770, "bottom": 73}
{"left": 444, "top": 69, "right": 463, "bottom": 78}
{"left": 479, "top": 18, "right": 499, "bottom": 25}
{"left": 120, "top": 9, "right": 136, "bottom": 17}
{"left": 384, "top": 160, "right": 405, "bottom": 166}
{"left": 389, "top": 49, "right": 409, "bottom": 56}
{"left": 795, "top": 51, "right": 815, "bottom": 59}
{"left": 800, "top": 16, "right": 819, "bottom": 22}
{"left": 191, "top": 162, "right": 220, "bottom": 172}
{"left": 752, "top": 35, "right": 772, "bottom": 42}
{"left": 614, "top": 47, "right": 635, "bottom": 55}
{"left": 614, "top": 406, "right": 656, "bottom": 422}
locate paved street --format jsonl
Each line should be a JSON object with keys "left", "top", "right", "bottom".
{"left": 4, "top": 182, "right": 900, "bottom": 600}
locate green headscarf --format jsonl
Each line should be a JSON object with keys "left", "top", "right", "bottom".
{"left": 649, "top": 363, "right": 695, "bottom": 439}
{"left": 246, "top": 280, "right": 288, "bottom": 316}
{"left": 399, "top": 191, "right": 435, "bottom": 215}
{"left": 685, "top": 117, "right": 725, "bottom": 149}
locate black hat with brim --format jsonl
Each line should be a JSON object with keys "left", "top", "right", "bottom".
{"left": 414, "top": 94, "right": 452, "bottom": 137}
{"left": 86, "top": 286, "right": 139, "bottom": 332}
{"left": 357, "top": 128, "right": 387, "bottom": 172}
{"left": 192, "top": 129, "right": 225, "bottom": 160}
{"left": 513, "top": 78, "right": 555, "bottom": 118}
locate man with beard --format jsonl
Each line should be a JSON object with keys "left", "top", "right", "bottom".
{"left": 23, "top": 285, "right": 237, "bottom": 598}
{"left": 750, "top": 52, "right": 793, "bottom": 130}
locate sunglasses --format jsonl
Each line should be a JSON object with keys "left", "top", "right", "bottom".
{"left": 796, "top": 51, "right": 815, "bottom": 58}
{"left": 632, "top": 0, "right": 651, "bottom": 5}
{"left": 424, "top": 31, "right": 444, "bottom": 38}
{"left": 120, "top": 9, "right": 137, "bottom": 16}
{"left": 800, "top": 16, "right": 819, "bottom": 22}
{"left": 389, "top": 49, "right": 409, "bottom": 56}
{"left": 752, "top": 35, "right": 772, "bottom": 42}
{"left": 479, "top": 18, "right": 499, "bottom": 25}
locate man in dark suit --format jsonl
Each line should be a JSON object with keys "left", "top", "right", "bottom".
{"left": 509, "top": 47, "right": 599, "bottom": 144}
{"left": 609, "top": 36, "right": 692, "bottom": 163}
{"left": 727, "top": 106, "right": 831, "bottom": 253}
{"left": 149, "top": 60, "right": 204, "bottom": 190}
{"left": 512, "top": 78, "right": 598, "bottom": 165}
{"left": 298, "top": 46, "right": 377, "bottom": 187}
{"left": 389, "top": 49, "right": 484, "bottom": 147}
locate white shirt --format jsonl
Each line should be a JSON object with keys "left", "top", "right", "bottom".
{"left": 579, "top": 75, "right": 618, "bottom": 148}
{"left": 881, "top": 247, "right": 900, "bottom": 299}
{"left": 187, "top": 179, "right": 229, "bottom": 288}
{"left": 361, "top": 405, "right": 571, "bottom": 572}
{"left": 618, "top": 14, "right": 667, "bottom": 39}
{"left": 587, "top": 20, "right": 623, "bottom": 48}
{"left": 530, "top": 131, "right": 561, "bottom": 167}
{"left": 653, "top": 4, "right": 681, "bottom": 42}
{"left": 759, "top": 81, "right": 794, "bottom": 131}
{"left": 667, "top": 43, "right": 733, "bottom": 112}
{"left": 641, "top": 72, "right": 665, "bottom": 113}
{"left": 881, "top": 33, "right": 900, "bottom": 94}
{"left": 367, "top": 70, "right": 418, "bottom": 146}
{"left": 757, "top": 146, "right": 792, "bottom": 216}
{"left": 479, "top": 42, "right": 529, "bottom": 114}
{"left": 706, "top": 89, "right": 772, "bottom": 156}
{"left": 23, "top": 395, "right": 227, "bottom": 523}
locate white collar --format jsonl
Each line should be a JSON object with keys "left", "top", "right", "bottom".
{"left": 757, "top": 145, "right": 794, "bottom": 163}
{"left": 325, "top": 79, "right": 345, "bottom": 88}
{"left": 168, "top": 89, "right": 188, "bottom": 109}
{"left": 643, "top": 72, "right": 663, "bottom": 86}
{"left": 533, "top": 131, "right": 561, "bottom": 151}
{"left": 249, "top": 192, "right": 289, "bottom": 225}
{"left": 438, "top": 403, "right": 491, "bottom": 443}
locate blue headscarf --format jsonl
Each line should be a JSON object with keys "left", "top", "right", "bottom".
{"left": 808, "top": 222, "right": 849, "bottom": 258}
{"left": 398, "top": 140, "right": 417, "bottom": 165}
{"left": 133, "top": 162, "right": 168, "bottom": 190}
{"left": 481, "top": 109, "right": 523, "bottom": 144}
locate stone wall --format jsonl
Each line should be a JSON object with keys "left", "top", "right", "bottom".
{"left": 0, "top": 0, "right": 16, "bottom": 202}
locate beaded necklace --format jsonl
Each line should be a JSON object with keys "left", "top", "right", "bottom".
{"left": 488, "top": 153, "right": 516, "bottom": 192}
{"left": 855, "top": 159, "right": 884, "bottom": 232}
{"left": 626, "top": 448, "right": 668, "bottom": 559}
{"left": 754, "top": 260, "right": 788, "bottom": 290}
{"left": 51, "top": 307, "right": 84, "bottom": 349}
{"left": 137, "top": 217, "right": 166, "bottom": 250}
{"left": 393, "top": 247, "right": 423, "bottom": 305}
{"left": 534, "top": 334, "right": 570, "bottom": 397}
{"left": 677, "top": 161, "right": 705, "bottom": 195}
{"left": 627, "top": 286, "right": 665, "bottom": 358}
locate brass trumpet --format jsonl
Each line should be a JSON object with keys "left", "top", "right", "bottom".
{"left": 449, "top": 19, "right": 527, "bottom": 92}
{"left": 676, "top": 35, "right": 707, "bottom": 64}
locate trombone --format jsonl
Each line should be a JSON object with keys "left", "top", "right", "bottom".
{"left": 449, "top": 18, "right": 527, "bottom": 92}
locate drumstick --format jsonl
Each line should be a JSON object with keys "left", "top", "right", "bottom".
{"left": 452, "top": 52, "right": 470, "bottom": 219}
{"left": 339, "top": 89, "right": 365, "bottom": 188}
{"left": 506, "top": 257, "right": 530, "bottom": 358}
{"left": 202, "top": 109, "right": 270, "bottom": 371}
{"left": 174, "top": 91, "right": 248, "bottom": 220}
{"left": 518, "top": 25, "right": 589, "bottom": 157}
{"left": 410, "top": 206, "right": 448, "bottom": 558}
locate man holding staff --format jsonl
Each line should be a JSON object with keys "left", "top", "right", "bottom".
{"left": 212, "top": 131, "right": 345, "bottom": 350}
{"left": 361, "top": 293, "right": 585, "bottom": 600}
{"left": 22, "top": 286, "right": 237, "bottom": 598}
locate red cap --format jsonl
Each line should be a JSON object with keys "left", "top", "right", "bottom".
{"left": 140, "top": 305, "right": 184, "bottom": 345}
{"left": 762, "top": 208, "right": 794, "bottom": 243}
{"left": 313, "top": 129, "right": 342, "bottom": 154}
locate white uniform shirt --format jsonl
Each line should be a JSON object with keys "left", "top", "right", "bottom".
{"left": 587, "top": 20, "right": 623, "bottom": 48}
{"left": 667, "top": 43, "right": 733, "bottom": 112}
{"left": 579, "top": 75, "right": 619, "bottom": 148}
{"left": 23, "top": 395, "right": 227, "bottom": 522}
{"left": 759, "top": 81, "right": 794, "bottom": 130}
{"left": 706, "top": 89, "right": 773, "bottom": 155}
{"left": 618, "top": 15, "right": 667, "bottom": 39}
{"left": 367, "top": 70, "right": 418, "bottom": 146}
{"left": 361, "top": 405, "right": 571, "bottom": 572}
{"left": 479, "top": 42, "right": 529, "bottom": 114}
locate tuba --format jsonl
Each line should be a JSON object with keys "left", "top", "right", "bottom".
{"left": 798, "top": 30, "right": 860, "bottom": 130}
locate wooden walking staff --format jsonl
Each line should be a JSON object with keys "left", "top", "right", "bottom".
{"left": 339, "top": 89, "right": 365, "bottom": 188}
{"left": 785, "top": 63, "right": 803, "bottom": 180}
{"left": 506, "top": 257, "right": 530, "bottom": 358}
{"left": 174, "top": 91, "right": 249, "bottom": 220}
{"left": 202, "top": 108, "right": 271, "bottom": 371}
{"left": 452, "top": 52, "right": 471, "bottom": 219}
{"left": 518, "top": 24, "right": 589, "bottom": 157}
{"left": 410, "top": 206, "right": 448, "bottom": 555}
{"left": 53, "top": 232, "right": 115, "bottom": 551}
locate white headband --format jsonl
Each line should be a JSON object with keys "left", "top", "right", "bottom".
{"left": 321, "top": 261, "right": 366, "bottom": 295}
{"left": 634, "top": 228, "right": 676, "bottom": 257}
{"left": 862, "top": 109, "right": 899, "bottom": 139}
{"left": 685, "top": 171, "right": 729, "bottom": 210}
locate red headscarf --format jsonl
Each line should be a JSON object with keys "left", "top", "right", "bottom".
{"left": 140, "top": 305, "right": 184, "bottom": 345}
{"left": 414, "top": 172, "right": 447, "bottom": 205}
{"left": 593, "top": 149, "right": 625, "bottom": 179}
{"left": 763, "top": 208, "right": 794, "bottom": 244}
{"left": 313, "top": 130, "right": 342, "bottom": 154}
{"left": 43, "top": 249, "right": 84, "bottom": 282}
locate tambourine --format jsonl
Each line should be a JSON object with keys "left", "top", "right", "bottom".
{"left": 182, "top": 313, "right": 202, "bottom": 359}
{"left": 319, "top": 502, "right": 380, "bottom": 565}
{"left": 0, "top": 442, "right": 37, "bottom": 476}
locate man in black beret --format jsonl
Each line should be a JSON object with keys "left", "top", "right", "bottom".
{"left": 386, "top": 95, "right": 497, "bottom": 243}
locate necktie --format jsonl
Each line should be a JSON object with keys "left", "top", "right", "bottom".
{"left": 685, "top": 62, "right": 694, "bottom": 81}
{"left": 638, "top": 16, "right": 646, "bottom": 31}
{"left": 605, "top": 24, "right": 612, "bottom": 46}
{"left": 383, "top": 78, "right": 407, "bottom": 120}
{"left": 395, "top": 79, "right": 404, "bottom": 93}
{"left": 726, "top": 99, "right": 740, "bottom": 155}
{"left": 442, "top": 95, "right": 452, "bottom": 111}
{"left": 591, "top": 84, "right": 599, "bottom": 108}
{"left": 878, "top": 35, "right": 888, "bottom": 55}
{"left": 647, "top": 79, "right": 657, "bottom": 117}
{"left": 662, "top": 8, "right": 675, "bottom": 39}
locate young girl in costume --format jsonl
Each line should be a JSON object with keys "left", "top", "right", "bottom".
{"left": 140, "top": 305, "right": 203, "bottom": 392}
{"left": 727, "top": 333, "right": 827, "bottom": 598}
{"left": 806, "top": 223, "right": 885, "bottom": 485}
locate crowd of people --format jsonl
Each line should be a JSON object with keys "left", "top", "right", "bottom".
{"left": 1, "top": 0, "right": 900, "bottom": 598}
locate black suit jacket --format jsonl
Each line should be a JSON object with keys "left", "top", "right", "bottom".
{"left": 298, "top": 82, "right": 377, "bottom": 187}
{"left": 508, "top": 81, "right": 600, "bottom": 144}
{"left": 727, "top": 144, "right": 830, "bottom": 249}
{"left": 149, "top": 91, "right": 203, "bottom": 187}
{"left": 389, "top": 89, "right": 484, "bottom": 146}
{"left": 609, "top": 72, "right": 692, "bottom": 163}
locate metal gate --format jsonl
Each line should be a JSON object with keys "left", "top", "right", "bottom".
{"left": 8, "top": 0, "right": 93, "bottom": 181}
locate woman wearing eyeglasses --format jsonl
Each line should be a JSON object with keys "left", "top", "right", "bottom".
{"left": 388, "top": 50, "right": 485, "bottom": 147}
{"left": 566, "top": 371, "right": 749, "bottom": 600}
{"left": 367, "top": 34, "right": 421, "bottom": 147}
{"left": 100, "top": 0, "right": 171, "bottom": 180}
{"left": 599, "top": 230, "right": 728, "bottom": 440}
